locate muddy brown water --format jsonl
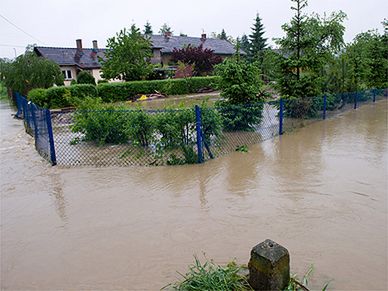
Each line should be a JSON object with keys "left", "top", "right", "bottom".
{"left": 1, "top": 99, "right": 387, "bottom": 290}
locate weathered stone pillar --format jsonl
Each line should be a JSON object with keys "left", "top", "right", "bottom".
{"left": 248, "top": 239, "right": 290, "bottom": 290}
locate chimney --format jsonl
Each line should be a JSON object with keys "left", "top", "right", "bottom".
{"left": 76, "top": 39, "right": 83, "bottom": 51}
{"left": 92, "top": 40, "right": 98, "bottom": 49}
{"left": 201, "top": 33, "right": 206, "bottom": 42}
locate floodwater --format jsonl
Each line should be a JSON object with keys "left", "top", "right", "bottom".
{"left": 1, "top": 99, "right": 387, "bottom": 290}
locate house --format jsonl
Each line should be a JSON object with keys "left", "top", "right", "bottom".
{"left": 34, "top": 33, "right": 240, "bottom": 85}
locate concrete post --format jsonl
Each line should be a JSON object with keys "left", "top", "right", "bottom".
{"left": 248, "top": 239, "right": 290, "bottom": 290}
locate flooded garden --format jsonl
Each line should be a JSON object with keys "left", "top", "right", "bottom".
{"left": 1, "top": 98, "right": 387, "bottom": 290}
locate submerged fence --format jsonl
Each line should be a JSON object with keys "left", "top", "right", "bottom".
{"left": 14, "top": 92, "right": 56, "bottom": 165}
{"left": 15, "top": 88, "right": 387, "bottom": 167}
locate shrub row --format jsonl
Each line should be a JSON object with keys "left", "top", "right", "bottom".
{"left": 71, "top": 98, "right": 223, "bottom": 164}
{"left": 28, "top": 76, "right": 220, "bottom": 108}
{"left": 28, "top": 84, "right": 98, "bottom": 108}
{"left": 97, "top": 76, "right": 219, "bottom": 102}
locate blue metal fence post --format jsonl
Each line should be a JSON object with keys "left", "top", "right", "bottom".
{"left": 195, "top": 105, "right": 204, "bottom": 164}
{"left": 323, "top": 94, "right": 327, "bottom": 120}
{"left": 354, "top": 92, "right": 358, "bottom": 109}
{"left": 45, "top": 109, "right": 57, "bottom": 166}
{"left": 279, "top": 98, "right": 284, "bottom": 135}
{"left": 373, "top": 89, "right": 376, "bottom": 102}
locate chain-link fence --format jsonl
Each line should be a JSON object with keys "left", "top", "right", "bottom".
{"left": 14, "top": 88, "right": 387, "bottom": 167}
{"left": 15, "top": 93, "right": 56, "bottom": 165}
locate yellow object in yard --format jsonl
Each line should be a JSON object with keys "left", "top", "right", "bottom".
{"left": 138, "top": 95, "right": 148, "bottom": 101}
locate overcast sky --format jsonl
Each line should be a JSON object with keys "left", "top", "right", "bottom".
{"left": 1, "top": 0, "right": 387, "bottom": 59}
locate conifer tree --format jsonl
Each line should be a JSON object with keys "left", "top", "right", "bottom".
{"left": 249, "top": 14, "right": 267, "bottom": 62}
{"left": 240, "top": 34, "right": 250, "bottom": 56}
{"left": 219, "top": 29, "right": 228, "bottom": 40}
{"left": 143, "top": 21, "right": 153, "bottom": 35}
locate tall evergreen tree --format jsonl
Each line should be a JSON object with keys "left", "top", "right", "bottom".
{"left": 240, "top": 34, "right": 250, "bottom": 56}
{"left": 143, "top": 21, "right": 153, "bottom": 35}
{"left": 218, "top": 29, "right": 228, "bottom": 40}
{"left": 249, "top": 14, "right": 267, "bottom": 61}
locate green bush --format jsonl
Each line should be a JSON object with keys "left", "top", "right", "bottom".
{"left": 216, "top": 101, "right": 264, "bottom": 131}
{"left": 126, "top": 110, "right": 155, "bottom": 147}
{"left": 97, "top": 76, "right": 219, "bottom": 103}
{"left": 77, "top": 71, "right": 96, "bottom": 85}
{"left": 72, "top": 98, "right": 128, "bottom": 145}
{"left": 28, "top": 88, "right": 49, "bottom": 107}
{"left": 200, "top": 103, "right": 223, "bottom": 144}
{"left": 214, "top": 58, "right": 264, "bottom": 131}
{"left": 68, "top": 84, "right": 98, "bottom": 99}
{"left": 28, "top": 84, "right": 98, "bottom": 109}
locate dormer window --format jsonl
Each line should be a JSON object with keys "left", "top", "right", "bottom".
{"left": 62, "top": 70, "right": 73, "bottom": 80}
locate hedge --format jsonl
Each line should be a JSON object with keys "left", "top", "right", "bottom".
{"left": 97, "top": 76, "right": 220, "bottom": 103}
{"left": 28, "top": 84, "right": 98, "bottom": 108}
{"left": 28, "top": 77, "right": 219, "bottom": 108}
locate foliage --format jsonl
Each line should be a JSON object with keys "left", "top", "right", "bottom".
{"left": 215, "top": 57, "right": 264, "bottom": 130}
{"left": 215, "top": 58, "right": 262, "bottom": 103}
{"left": 171, "top": 45, "right": 222, "bottom": 76}
{"left": 200, "top": 102, "right": 223, "bottom": 145}
{"left": 262, "top": 49, "right": 282, "bottom": 82}
{"left": 216, "top": 101, "right": 264, "bottom": 131}
{"left": 286, "top": 265, "right": 330, "bottom": 291}
{"left": 143, "top": 21, "right": 153, "bottom": 35}
{"left": 164, "top": 257, "right": 251, "bottom": 291}
{"left": 97, "top": 76, "right": 220, "bottom": 102}
{"left": 174, "top": 62, "right": 194, "bottom": 78}
{"left": 159, "top": 23, "right": 173, "bottom": 35}
{"left": 72, "top": 98, "right": 128, "bottom": 145}
{"left": 126, "top": 110, "right": 155, "bottom": 147}
{"left": 76, "top": 71, "right": 96, "bottom": 85}
{"left": 100, "top": 24, "right": 153, "bottom": 81}
{"left": 236, "top": 145, "right": 248, "bottom": 152}
{"left": 248, "top": 13, "right": 268, "bottom": 62}
{"left": 27, "top": 76, "right": 218, "bottom": 106}
{"left": 218, "top": 29, "right": 228, "bottom": 40}
{"left": 0, "top": 81, "right": 8, "bottom": 100}
{"left": 240, "top": 34, "right": 250, "bottom": 56}
{"left": 28, "top": 84, "right": 98, "bottom": 108}
{"left": 0, "top": 49, "right": 64, "bottom": 95}
{"left": 275, "top": 0, "right": 346, "bottom": 118}
{"left": 339, "top": 30, "right": 388, "bottom": 91}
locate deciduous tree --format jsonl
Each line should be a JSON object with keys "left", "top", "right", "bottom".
{"left": 159, "top": 23, "right": 173, "bottom": 35}
{"left": 0, "top": 46, "right": 63, "bottom": 95}
{"left": 100, "top": 25, "right": 153, "bottom": 81}
{"left": 171, "top": 45, "right": 222, "bottom": 76}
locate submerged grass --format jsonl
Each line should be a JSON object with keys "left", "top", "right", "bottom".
{"left": 163, "top": 256, "right": 252, "bottom": 291}
{"left": 165, "top": 258, "right": 330, "bottom": 291}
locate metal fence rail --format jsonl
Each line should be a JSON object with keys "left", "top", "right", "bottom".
{"left": 14, "top": 88, "right": 387, "bottom": 167}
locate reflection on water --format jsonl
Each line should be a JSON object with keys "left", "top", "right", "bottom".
{"left": 1, "top": 99, "right": 387, "bottom": 290}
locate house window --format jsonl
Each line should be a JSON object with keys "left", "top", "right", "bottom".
{"left": 62, "top": 70, "right": 72, "bottom": 80}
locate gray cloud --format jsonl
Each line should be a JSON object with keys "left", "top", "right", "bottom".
{"left": 1, "top": 0, "right": 387, "bottom": 58}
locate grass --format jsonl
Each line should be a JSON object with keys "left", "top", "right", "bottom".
{"left": 165, "top": 257, "right": 330, "bottom": 291}
{"left": 163, "top": 256, "right": 251, "bottom": 291}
